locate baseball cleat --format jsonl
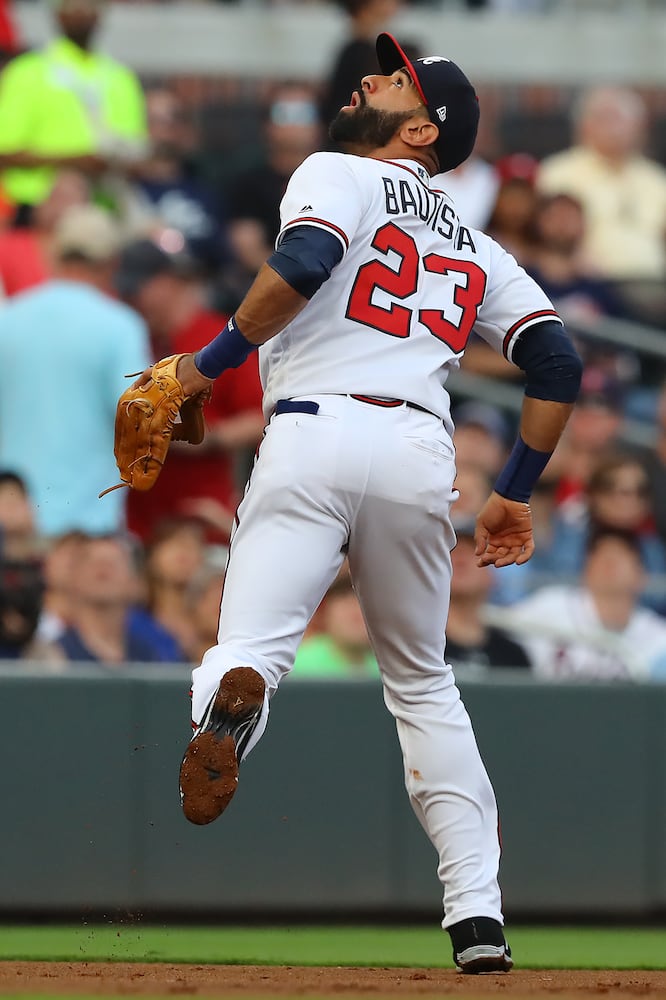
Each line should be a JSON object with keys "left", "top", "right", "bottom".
{"left": 179, "top": 666, "right": 265, "bottom": 826}
{"left": 449, "top": 916, "right": 513, "bottom": 974}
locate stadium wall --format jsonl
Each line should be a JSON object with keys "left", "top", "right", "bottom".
{"left": 2, "top": 667, "right": 665, "bottom": 919}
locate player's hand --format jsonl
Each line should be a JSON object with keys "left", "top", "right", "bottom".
{"left": 474, "top": 491, "right": 535, "bottom": 568}
{"left": 130, "top": 354, "right": 214, "bottom": 398}
{"left": 175, "top": 353, "right": 215, "bottom": 398}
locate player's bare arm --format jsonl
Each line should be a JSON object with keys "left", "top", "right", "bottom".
{"left": 235, "top": 263, "right": 310, "bottom": 344}
{"left": 475, "top": 324, "right": 582, "bottom": 568}
{"left": 133, "top": 264, "right": 310, "bottom": 397}
{"left": 475, "top": 398, "right": 575, "bottom": 568}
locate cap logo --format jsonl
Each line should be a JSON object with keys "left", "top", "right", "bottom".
{"left": 420, "top": 56, "right": 451, "bottom": 65}
{"left": 436, "top": 106, "right": 447, "bottom": 122}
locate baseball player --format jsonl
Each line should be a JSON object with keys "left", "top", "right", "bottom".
{"left": 138, "top": 34, "right": 582, "bottom": 972}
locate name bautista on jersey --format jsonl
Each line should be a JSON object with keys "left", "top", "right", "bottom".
{"left": 382, "top": 176, "right": 477, "bottom": 252}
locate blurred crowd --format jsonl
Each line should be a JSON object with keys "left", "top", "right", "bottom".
{"left": 1, "top": 0, "right": 666, "bottom": 682}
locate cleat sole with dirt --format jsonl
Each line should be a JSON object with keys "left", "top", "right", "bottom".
{"left": 179, "top": 667, "right": 265, "bottom": 826}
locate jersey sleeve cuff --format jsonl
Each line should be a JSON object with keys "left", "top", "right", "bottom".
{"left": 503, "top": 310, "right": 562, "bottom": 362}
{"left": 277, "top": 216, "right": 350, "bottom": 253}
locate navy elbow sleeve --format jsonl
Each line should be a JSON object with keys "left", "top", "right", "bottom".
{"left": 512, "top": 320, "right": 583, "bottom": 404}
{"left": 267, "top": 225, "right": 344, "bottom": 299}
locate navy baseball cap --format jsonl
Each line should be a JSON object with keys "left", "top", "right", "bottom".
{"left": 376, "top": 33, "right": 479, "bottom": 173}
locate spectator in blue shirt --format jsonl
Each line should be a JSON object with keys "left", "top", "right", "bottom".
{"left": 0, "top": 204, "right": 150, "bottom": 537}
{"left": 51, "top": 534, "right": 179, "bottom": 665}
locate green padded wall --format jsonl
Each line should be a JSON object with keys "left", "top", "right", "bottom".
{"left": 1, "top": 667, "right": 664, "bottom": 917}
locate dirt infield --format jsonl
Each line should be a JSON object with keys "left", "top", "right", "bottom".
{"left": 1, "top": 963, "right": 666, "bottom": 997}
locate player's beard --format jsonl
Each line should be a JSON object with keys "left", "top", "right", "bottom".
{"left": 329, "top": 103, "right": 417, "bottom": 152}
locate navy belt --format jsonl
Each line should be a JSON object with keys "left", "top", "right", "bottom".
{"left": 274, "top": 396, "right": 436, "bottom": 418}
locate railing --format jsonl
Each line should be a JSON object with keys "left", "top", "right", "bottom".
{"left": 447, "top": 375, "right": 655, "bottom": 449}
{"left": 449, "top": 310, "right": 666, "bottom": 449}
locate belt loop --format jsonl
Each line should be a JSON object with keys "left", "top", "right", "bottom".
{"left": 274, "top": 399, "right": 320, "bottom": 416}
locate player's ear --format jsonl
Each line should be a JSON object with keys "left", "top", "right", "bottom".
{"left": 400, "top": 116, "right": 439, "bottom": 152}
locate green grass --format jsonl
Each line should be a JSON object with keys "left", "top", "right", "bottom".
{"left": 0, "top": 924, "right": 665, "bottom": 969}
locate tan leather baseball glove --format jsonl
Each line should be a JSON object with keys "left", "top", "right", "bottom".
{"left": 99, "top": 354, "right": 209, "bottom": 498}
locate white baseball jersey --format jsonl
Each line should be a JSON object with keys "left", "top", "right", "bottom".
{"left": 260, "top": 151, "right": 560, "bottom": 423}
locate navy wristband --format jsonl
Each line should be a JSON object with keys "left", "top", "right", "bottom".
{"left": 194, "top": 316, "right": 257, "bottom": 379}
{"left": 494, "top": 436, "right": 552, "bottom": 503}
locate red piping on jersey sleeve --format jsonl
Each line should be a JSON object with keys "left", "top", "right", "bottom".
{"left": 502, "top": 309, "right": 561, "bottom": 358}
{"left": 282, "top": 216, "right": 350, "bottom": 250}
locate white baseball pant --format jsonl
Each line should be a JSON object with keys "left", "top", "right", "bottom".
{"left": 191, "top": 393, "right": 504, "bottom": 928}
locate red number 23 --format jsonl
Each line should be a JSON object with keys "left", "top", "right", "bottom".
{"left": 346, "top": 222, "right": 487, "bottom": 354}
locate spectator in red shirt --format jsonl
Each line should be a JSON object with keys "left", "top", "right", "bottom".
{"left": 115, "top": 239, "right": 265, "bottom": 543}
{"left": 0, "top": 169, "right": 91, "bottom": 298}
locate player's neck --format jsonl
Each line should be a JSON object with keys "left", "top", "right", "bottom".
{"left": 366, "top": 143, "right": 438, "bottom": 176}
